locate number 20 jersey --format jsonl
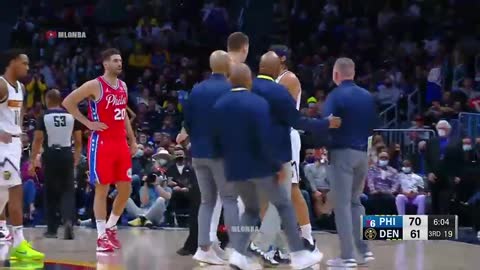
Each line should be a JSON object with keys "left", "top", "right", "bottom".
{"left": 88, "top": 76, "right": 128, "bottom": 139}
{"left": 87, "top": 76, "right": 131, "bottom": 185}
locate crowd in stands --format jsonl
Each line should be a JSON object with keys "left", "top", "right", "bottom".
{"left": 8, "top": 0, "right": 480, "bottom": 237}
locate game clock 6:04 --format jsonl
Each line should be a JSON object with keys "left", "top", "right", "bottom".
{"left": 427, "top": 215, "right": 458, "bottom": 240}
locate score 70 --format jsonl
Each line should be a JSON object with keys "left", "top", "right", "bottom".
{"left": 409, "top": 216, "right": 422, "bottom": 226}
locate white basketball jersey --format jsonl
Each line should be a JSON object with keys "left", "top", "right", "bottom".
{"left": 0, "top": 77, "right": 23, "bottom": 135}
{"left": 276, "top": 70, "right": 301, "bottom": 110}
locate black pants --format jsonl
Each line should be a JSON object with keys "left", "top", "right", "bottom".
{"left": 366, "top": 193, "right": 397, "bottom": 215}
{"left": 472, "top": 201, "right": 480, "bottom": 232}
{"left": 43, "top": 147, "right": 75, "bottom": 233}
{"left": 181, "top": 185, "right": 201, "bottom": 252}
{"left": 431, "top": 186, "right": 452, "bottom": 214}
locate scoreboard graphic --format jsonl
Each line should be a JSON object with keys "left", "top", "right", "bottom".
{"left": 361, "top": 215, "right": 458, "bottom": 241}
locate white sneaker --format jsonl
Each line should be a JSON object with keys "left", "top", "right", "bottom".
{"left": 326, "top": 258, "right": 358, "bottom": 268}
{"left": 212, "top": 242, "right": 228, "bottom": 260}
{"left": 358, "top": 251, "right": 375, "bottom": 265}
{"left": 229, "top": 250, "right": 261, "bottom": 270}
{"left": 290, "top": 249, "right": 323, "bottom": 270}
{"left": 0, "top": 227, "right": 12, "bottom": 242}
{"left": 193, "top": 248, "right": 227, "bottom": 265}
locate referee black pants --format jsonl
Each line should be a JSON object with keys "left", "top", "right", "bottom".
{"left": 43, "top": 147, "right": 75, "bottom": 233}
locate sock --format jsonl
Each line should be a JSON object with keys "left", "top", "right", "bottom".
{"left": 300, "top": 224, "right": 314, "bottom": 245}
{"left": 106, "top": 214, "right": 120, "bottom": 229}
{"left": 96, "top": 220, "right": 106, "bottom": 238}
{"left": 12, "top": 226, "right": 25, "bottom": 247}
{"left": 0, "top": 220, "right": 6, "bottom": 229}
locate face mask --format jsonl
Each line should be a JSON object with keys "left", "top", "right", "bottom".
{"left": 437, "top": 129, "right": 447, "bottom": 137}
{"left": 176, "top": 157, "right": 184, "bottom": 163}
{"left": 402, "top": 167, "right": 412, "bottom": 174}
{"left": 135, "top": 149, "right": 144, "bottom": 157}
{"left": 463, "top": 144, "right": 472, "bottom": 151}
{"left": 305, "top": 156, "right": 316, "bottom": 163}
{"left": 378, "top": 160, "right": 389, "bottom": 167}
{"left": 158, "top": 159, "right": 168, "bottom": 166}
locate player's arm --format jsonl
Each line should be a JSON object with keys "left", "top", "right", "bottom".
{"left": 30, "top": 114, "right": 45, "bottom": 171}
{"left": 126, "top": 107, "right": 136, "bottom": 123}
{"left": 0, "top": 80, "right": 12, "bottom": 142}
{"left": 62, "top": 80, "right": 104, "bottom": 130}
{"left": 72, "top": 120, "right": 83, "bottom": 167}
{"left": 122, "top": 82, "right": 137, "bottom": 154}
{"left": 20, "top": 83, "right": 26, "bottom": 128}
{"left": 279, "top": 72, "right": 301, "bottom": 102}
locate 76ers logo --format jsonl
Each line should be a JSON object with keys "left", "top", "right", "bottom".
{"left": 105, "top": 94, "right": 127, "bottom": 109}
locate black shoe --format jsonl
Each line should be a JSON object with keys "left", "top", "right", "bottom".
{"left": 44, "top": 231, "right": 57, "bottom": 238}
{"left": 273, "top": 249, "right": 290, "bottom": 264}
{"left": 302, "top": 237, "right": 317, "bottom": 252}
{"left": 64, "top": 222, "right": 74, "bottom": 240}
{"left": 176, "top": 247, "right": 194, "bottom": 256}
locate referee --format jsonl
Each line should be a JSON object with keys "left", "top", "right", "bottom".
{"left": 30, "top": 89, "right": 82, "bottom": 239}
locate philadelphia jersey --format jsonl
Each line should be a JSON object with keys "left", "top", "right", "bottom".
{"left": 276, "top": 70, "right": 301, "bottom": 110}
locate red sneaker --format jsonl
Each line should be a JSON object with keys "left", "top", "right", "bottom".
{"left": 97, "top": 234, "right": 115, "bottom": 252}
{"left": 106, "top": 227, "right": 121, "bottom": 249}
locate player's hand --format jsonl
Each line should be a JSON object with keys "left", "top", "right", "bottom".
{"left": 428, "top": 173, "right": 437, "bottom": 183}
{"left": 176, "top": 132, "right": 188, "bottom": 144}
{"left": 0, "top": 131, "right": 12, "bottom": 144}
{"left": 327, "top": 114, "right": 342, "bottom": 129}
{"left": 129, "top": 142, "right": 138, "bottom": 156}
{"left": 454, "top": 177, "right": 461, "bottom": 184}
{"left": 86, "top": 121, "right": 108, "bottom": 131}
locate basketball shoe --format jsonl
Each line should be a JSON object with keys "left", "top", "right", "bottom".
{"left": 10, "top": 240, "right": 45, "bottom": 260}
{"left": 97, "top": 234, "right": 115, "bottom": 252}
{"left": 106, "top": 227, "right": 121, "bottom": 249}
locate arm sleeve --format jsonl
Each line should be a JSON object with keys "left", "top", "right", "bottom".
{"left": 322, "top": 90, "right": 337, "bottom": 117}
{"left": 273, "top": 86, "right": 329, "bottom": 135}
{"left": 35, "top": 114, "right": 46, "bottom": 132}
{"left": 252, "top": 99, "right": 282, "bottom": 172}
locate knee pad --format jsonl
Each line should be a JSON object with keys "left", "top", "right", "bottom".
{"left": 0, "top": 187, "right": 9, "bottom": 211}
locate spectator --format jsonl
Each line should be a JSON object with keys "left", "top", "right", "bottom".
{"left": 409, "top": 140, "right": 428, "bottom": 177}
{"left": 395, "top": 160, "right": 426, "bottom": 215}
{"left": 425, "top": 120, "right": 463, "bottom": 214}
{"left": 388, "top": 143, "right": 403, "bottom": 170}
{"left": 303, "top": 154, "right": 330, "bottom": 217}
{"left": 165, "top": 149, "right": 196, "bottom": 225}
{"left": 375, "top": 77, "right": 402, "bottom": 109}
{"left": 25, "top": 73, "right": 47, "bottom": 108}
{"left": 366, "top": 151, "right": 399, "bottom": 214}
{"left": 126, "top": 173, "right": 172, "bottom": 227}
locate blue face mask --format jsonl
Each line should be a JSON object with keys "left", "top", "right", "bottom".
{"left": 463, "top": 144, "right": 472, "bottom": 151}
{"left": 402, "top": 167, "right": 412, "bottom": 174}
{"left": 135, "top": 149, "right": 144, "bottom": 158}
{"left": 378, "top": 160, "right": 389, "bottom": 167}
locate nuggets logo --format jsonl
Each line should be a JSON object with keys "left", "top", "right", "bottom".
{"left": 3, "top": 171, "right": 11, "bottom": 180}
{"left": 364, "top": 228, "right": 377, "bottom": 240}
{"left": 126, "top": 168, "right": 132, "bottom": 179}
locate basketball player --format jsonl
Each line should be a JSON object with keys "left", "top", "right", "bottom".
{"left": 0, "top": 49, "right": 44, "bottom": 259}
{"left": 176, "top": 32, "right": 250, "bottom": 259}
{"left": 63, "top": 48, "right": 137, "bottom": 252}
{"left": 253, "top": 45, "right": 318, "bottom": 257}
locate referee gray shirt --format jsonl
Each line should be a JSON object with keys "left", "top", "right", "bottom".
{"left": 36, "top": 108, "right": 81, "bottom": 148}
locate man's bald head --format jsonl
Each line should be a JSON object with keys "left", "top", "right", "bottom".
{"left": 259, "top": 51, "right": 281, "bottom": 79}
{"left": 229, "top": 63, "right": 252, "bottom": 90}
{"left": 46, "top": 89, "right": 62, "bottom": 107}
{"left": 332, "top": 57, "right": 355, "bottom": 86}
{"left": 209, "top": 50, "right": 230, "bottom": 75}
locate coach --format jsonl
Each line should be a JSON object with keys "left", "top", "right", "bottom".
{"left": 323, "top": 58, "right": 378, "bottom": 268}
{"left": 30, "top": 89, "right": 82, "bottom": 239}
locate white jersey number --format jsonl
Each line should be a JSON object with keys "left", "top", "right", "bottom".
{"left": 114, "top": 108, "right": 126, "bottom": 120}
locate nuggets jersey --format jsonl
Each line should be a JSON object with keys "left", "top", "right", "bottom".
{"left": 0, "top": 77, "right": 23, "bottom": 135}
{"left": 88, "top": 76, "right": 128, "bottom": 138}
{"left": 0, "top": 76, "right": 23, "bottom": 186}
{"left": 87, "top": 76, "right": 131, "bottom": 185}
{"left": 276, "top": 70, "right": 301, "bottom": 110}
{"left": 276, "top": 70, "right": 302, "bottom": 183}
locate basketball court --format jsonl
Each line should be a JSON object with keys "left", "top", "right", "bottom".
{"left": 0, "top": 227, "right": 478, "bottom": 269}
